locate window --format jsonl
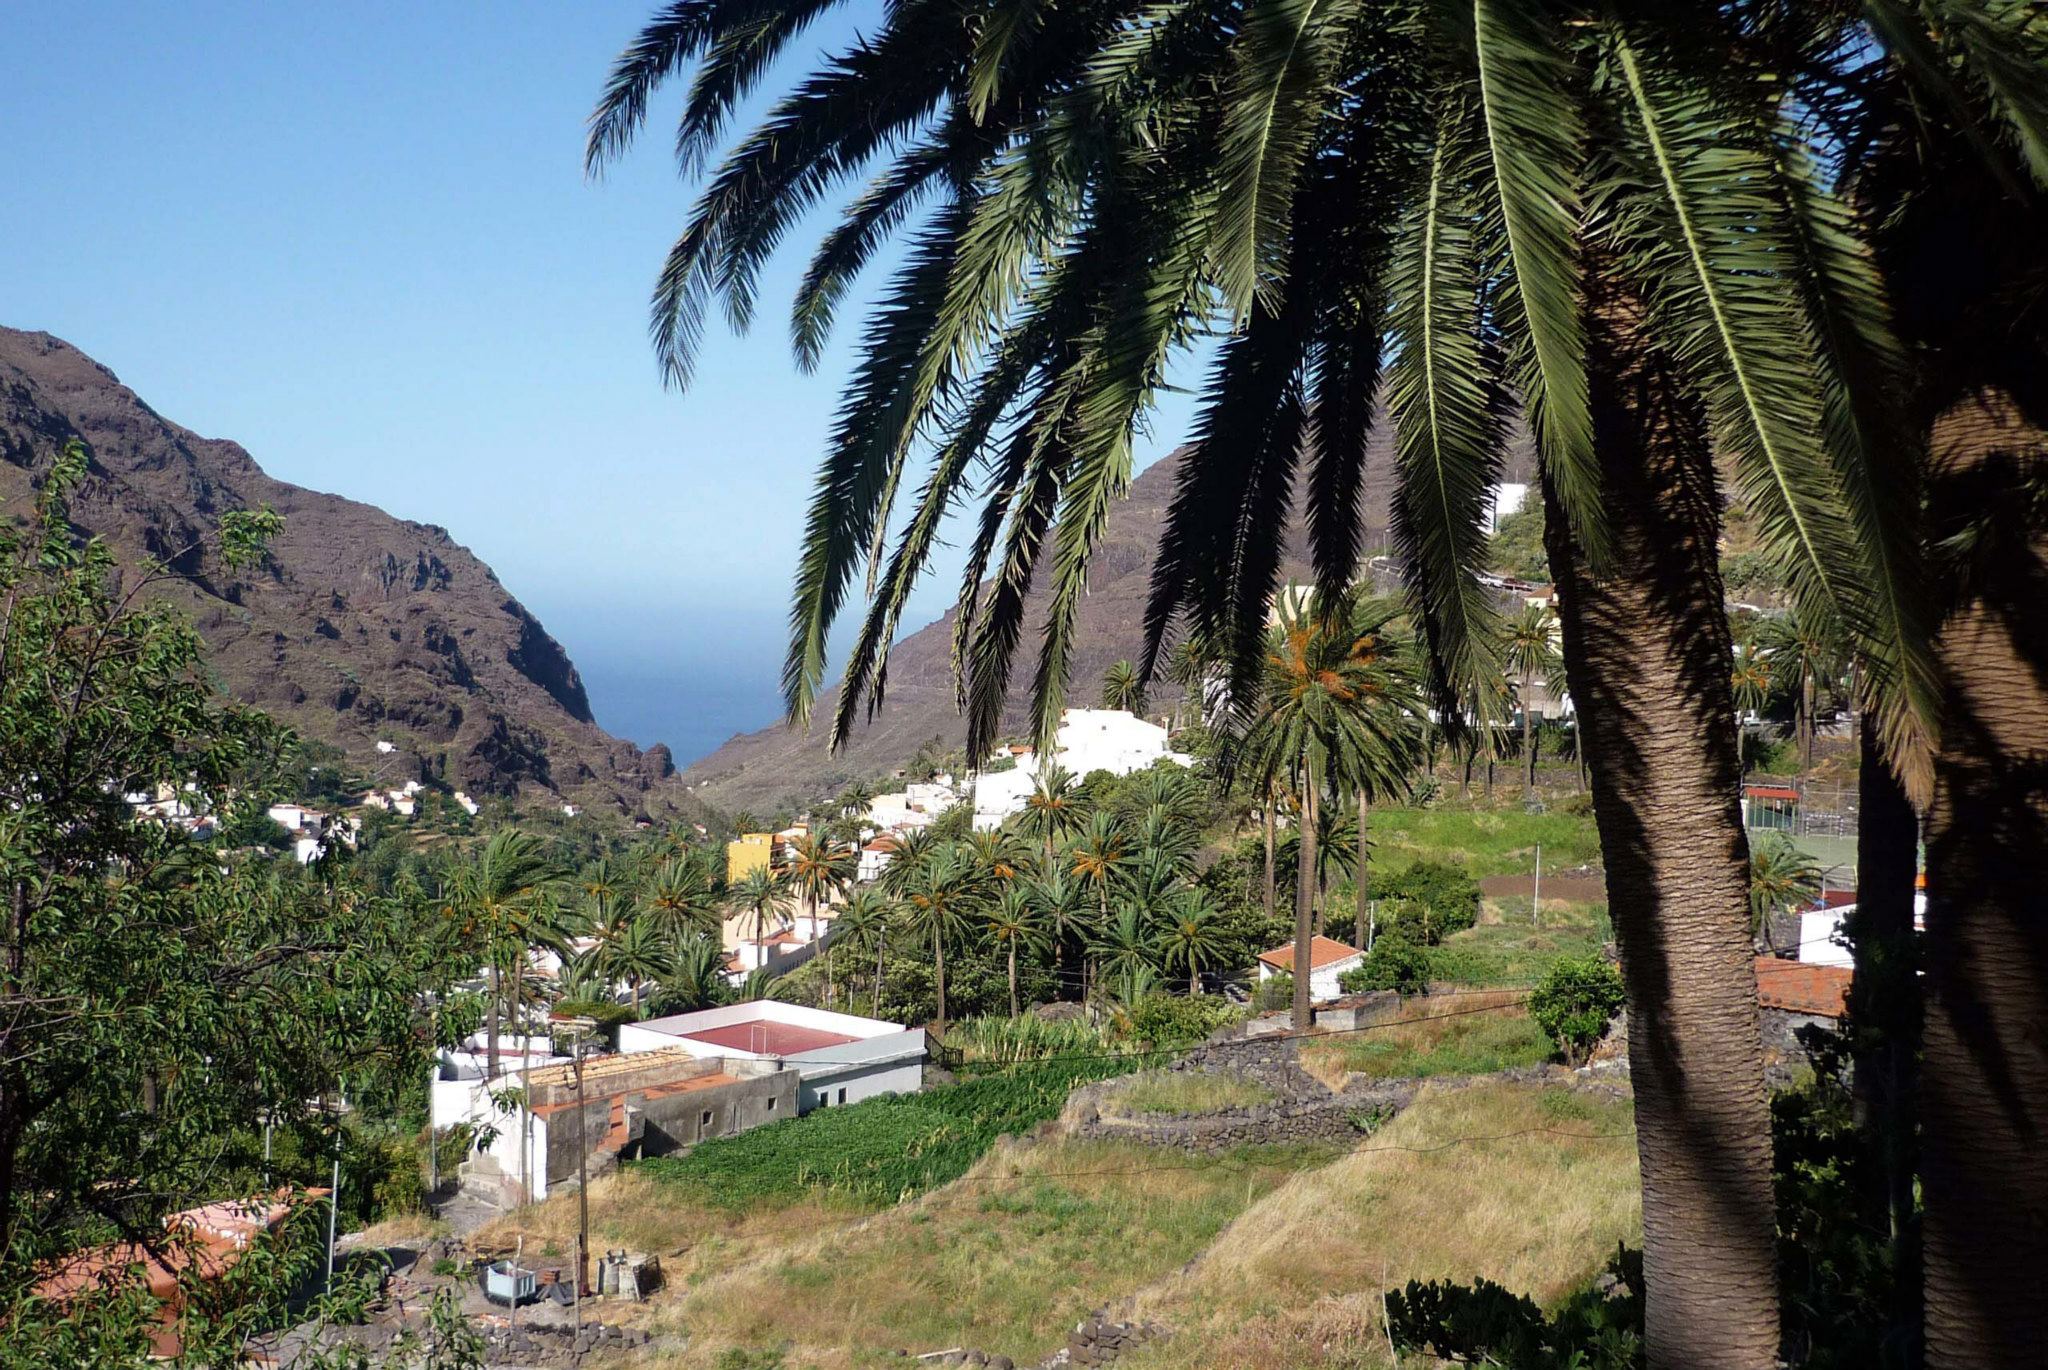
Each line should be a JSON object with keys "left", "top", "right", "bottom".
{"left": 701, "top": 1109, "right": 713, "bottom": 1130}
{"left": 837, "top": 1088, "right": 848, "bottom": 1105}
{"left": 767, "top": 1097, "right": 777, "bottom": 1112}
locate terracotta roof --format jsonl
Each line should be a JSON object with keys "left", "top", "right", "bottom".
{"left": 1755, "top": 956, "right": 1851, "bottom": 1018}
{"left": 1257, "top": 936, "right": 1363, "bottom": 973}
{"left": 1746, "top": 785, "right": 1802, "bottom": 802}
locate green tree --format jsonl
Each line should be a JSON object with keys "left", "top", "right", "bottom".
{"left": 833, "top": 887, "right": 895, "bottom": 1018}
{"left": 784, "top": 833, "right": 855, "bottom": 1001}
{"left": 1099, "top": 659, "right": 1145, "bottom": 714}
{"left": 983, "top": 885, "right": 1048, "bottom": 1018}
{"left": 0, "top": 447, "right": 451, "bottom": 1267}
{"left": 1489, "top": 502, "right": 1549, "bottom": 582}
{"left": 1729, "top": 639, "right": 1773, "bottom": 773}
{"left": 1026, "top": 864, "right": 1094, "bottom": 1004}
{"left": 1530, "top": 956, "right": 1627, "bottom": 1066}
{"left": 1016, "top": 761, "right": 1088, "bottom": 866}
{"left": 592, "top": 910, "right": 673, "bottom": 1013}
{"left": 1502, "top": 605, "right": 1562, "bottom": 805}
{"left": 640, "top": 854, "right": 722, "bottom": 943}
{"left": 1748, "top": 833, "right": 1822, "bottom": 955}
{"left": 448, "top": 829, "right": 564, "bottom": 1079}
{"left": 589, "top": 4, "right": 2048, "bottom": 1357}
{"left": 1238, "top": 594, "right": 1419, "bottom": 1029}
{"left": 899, "top": 846, "right": 986, "bottom": 1036}
{"left": 1154, "top": 889, "right": 1229, "bottom": 998}
{"left": 727, "top": 867, "right": 791, "bottom": 949}
{"left": 1758, "top": 608, "right": 1847, "bottom": 780}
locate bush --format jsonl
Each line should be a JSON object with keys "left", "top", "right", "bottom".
{"left": 1386, "top": 1245, "right": 1644, "bottom": 1369}
{"left": 1529, "top": 956, "right": 1626, "bottom": 1064}
{"left": 1252, "top": 972, "right": 1293, "bottom": 1013}
{"left": 1119, "top": 993, "right": 1242, "bottom": 1051}
{"left": 1342, "top": 933, "right": 1432, "bottom": 996}
{"left": 1370, "top": 860, "right": 1482, "bottom": 945}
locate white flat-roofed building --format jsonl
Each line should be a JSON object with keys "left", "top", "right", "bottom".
{"left": 972, "top": 709, "right": 1196, "bottom": 829}
{"left": 618, "top": 1001, "right": 925, "bottom": 1113}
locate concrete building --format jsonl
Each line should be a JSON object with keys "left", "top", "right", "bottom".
{"left": 440, "top": 1046, "right": 795, "bottom": 1206}
{"left": 1256, "top": 936, "right": 1366, "bottom": 1002}
{"left": 619, "top": 1001, "right": 924, "bottom": 1113}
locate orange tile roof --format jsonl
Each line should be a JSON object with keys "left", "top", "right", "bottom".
{"left": 1257, "top": 935, "right": 1363, "bottom": 973}
{"left": 1755, "top": 956, "right": 1851, "bottom": 1018}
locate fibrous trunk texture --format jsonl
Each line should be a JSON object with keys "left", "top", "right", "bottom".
{"left": 1541, "top": 293, "right": 1780, "bottom": 1369}
{"left": 1920, "top": 392, "right": 2048, "bottom": 1368}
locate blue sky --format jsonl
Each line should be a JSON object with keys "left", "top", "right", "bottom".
{"left": 0, "top": 2, "right": 1197, "bottom": 765}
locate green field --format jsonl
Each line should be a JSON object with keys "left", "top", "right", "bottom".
{"left": 1368, "top": 802, "right": 1603, "bottom": 878}
{"left": 635, "top": 1057, "right": 1137, "bottom": 1208}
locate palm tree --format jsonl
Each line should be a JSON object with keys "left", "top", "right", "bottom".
{"left": 965, "top": 828, "right": 1031, "bottom": 885}
{"left": 834, "top": 780, "right": 876, "bottom": 821}
{"left": 640, "top": 854, "right": 722, "bottom": 943}
{"left": 832, "top": 888, "right": 894, "bottom": 1017}
{"left": 1026, "top": 864, "right": 1093, "bottom": 1004}
{"left": 783, "top": 832, "right": 856, "bottom": 997}
{"left": 594, "top": 911, "right": 673, "bottom": 1013}
{"left": 1747, "top": 833, "right": 1822, "bottom": 955}
{"left": 591, "top": 4, "right": 2041, "bottom": 1357}
{"left": 984, "top": 885, "right": 1047, "bottom": 1018}
{"left": 1064, "top": 812, "right": 1128, "bottom": 997}
{"left": 1239, "top": 594, "right": 1419, "bottom": 1030}
{"left": 878, "top": 824, "right": 940, "bottom": 897}
{"left": 448, "top": 830, "right": 560, "bottom": 1079}
{"left": 1089, "top": 905, "right": 1156, "bottom": 995}
{"left": 727, "top": 866, "right": 790, "bottom": 952}
{"left": 1016, "top": 762, "right": 1087, "bottom": 866}
{"left": 899, "top": 846, "right": 985, "bottom": 1037}
{"left": 1099, "top": 659, "right": 1145, "bottom": 714}
{"left": 1759, "top": 608, "right": 1845, "bottom": 781}
{"left": 661, "top": 934, "right": 729, "bottom": 1014}
{"left": 1155, "top": 889, "right": 1228, "bottom": 998}
{"left": 1502, "top": 605, "right": 1562, "bottom": 806}
{"left": 1729, "top": 639, "right": 1773, "bottom": 774}
{"left": 1166, "top": 637, "right": 1210, "bottom": 732}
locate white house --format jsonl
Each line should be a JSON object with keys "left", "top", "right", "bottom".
{"left": 857, "top": 833, "right": 901, "bottom": 884}
{"left": 1797, "top": 885, "right": 1927, "bottom": 968}
{"left": 618, "top": 1001, "right": 925, "bottom": 1113}
{"left": 1256, "top": 935, "right": 1366, "bottom": 1002}
{"left": 971, "top": 709, "right": 1196, "bottom": 829}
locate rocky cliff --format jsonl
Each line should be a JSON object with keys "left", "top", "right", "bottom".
{"left": 0, "top": 326, "right": 698, "bottom": 821}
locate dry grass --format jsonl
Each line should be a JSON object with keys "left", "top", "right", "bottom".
{"left": 1114, "top": 1081, "right": 1640, "bottom": 1370}
{"left": 470, "top": 1169, "right": 872, "bottom": 1300}
{"left": 1298, "top": 992, "right": 1549, "bottom": 1090}
{"left": 1100, "top": 1071, "right": 1276, "bottom": 1118}
{"left": 341, "top": 1212, "right": 446, "bottom": 1252}
{"left": 637, "top": 1136, "right": 1335, "bottom": 1368}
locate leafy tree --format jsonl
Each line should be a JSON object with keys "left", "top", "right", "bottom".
{"left": 1025, "top": 863, "right": 1095, "bottom": 1003}
{"left": 1729, "top": 639, "right": 1774, "bottom": 772}
{"left": 832, "top": 888, "right": 895, "bottom": 1017}
{"left": 1342, "top": 933, "right": 1431, "bottom": 998}
{"left": 1016, "top": 762, "right": 1088, "bottom": 865}
{"left": 1757, "top": 609, "right": 1848, "bottom": 780}
{"left": 0, "top": 447, "right": 454, "bottom": 1272}
{"left": 592, "top": 910, "right": 673, "bottom": 1012}
{"left": 1530, "top": 956, "right": 1628, "bottom": 1065}
{"left": 1488, "top": 502, "right": 1550, "bottom": 583}
{"left": 727, "top": 866, "right": 791, "bottom": 947}
{"left": 640, "top": 853, "right": 722, "bottom": 943}
{"left": 1370, "top": 860, "right": 1484, "bottom": 947}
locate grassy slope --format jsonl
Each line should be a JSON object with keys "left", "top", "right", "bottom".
{"left": 653, "top": 1137, "right": 1339, "bottom": 1367}
{"left": 1299, "top": 993, "right": 1554, "bottom": 1085}
{"left": 1368, "top": 804, "right": 1602, "bottom": 877}
{"left": 1118, "top": 1082, "right": 1641, "bottom": 1370}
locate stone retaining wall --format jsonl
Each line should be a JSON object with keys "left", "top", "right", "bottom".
{"left": 1065, "top": 1075, "right": 1419, "bottom": 1152}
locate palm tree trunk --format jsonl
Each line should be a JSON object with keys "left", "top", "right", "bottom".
{"left": 1846, "top": 714, "right": 1921, "bottom": 1355}
{"left": 1008, "top": 942, "right": 1019, "bottom": 1019}
{"left": 1541, "top": 291, "right": 1779, "bottom": 1368}
{"left": 873, "top": 936, "right": 885, "bottom": 1019}
{"left": 1354, "top": 788, "right": 1371, "bottom": 946}
{"left": 1291, "top": 779, "right": 1319, "bottom": 1031}
{"left": 1800, "top": 668, "right": 1815, "bottom": 777}
{"left": 933, "top": 930, "right": 947, "bottom": 1039}
{"left": 1523, "top": 671, "right": 1538, "bottom": 802}
{"left": 1920, "top": 392, "right": 2048, "bottom": 1367}
{"left": 1262, "top": 789, "right": 1277, "bottom": 921}
{"left": 487, "top": 959, "right": 502, "bottom": 1080}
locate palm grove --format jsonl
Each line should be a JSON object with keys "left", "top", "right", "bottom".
{"left": 592, "top": 3, "right": 2048, "bottom": 1368}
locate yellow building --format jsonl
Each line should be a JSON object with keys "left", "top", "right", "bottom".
{"left": 726, "top": 832, "right": 774, "bottom": 884}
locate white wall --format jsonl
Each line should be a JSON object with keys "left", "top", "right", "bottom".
{"left": 1798, "top": 911, "right": 1854, "bottom": 968}
{"left": 1257, "top": 956, "right": 1362, "bottom": 1002}
{"left": 618, "top": 1002, "right": 926, "bottom": 1114}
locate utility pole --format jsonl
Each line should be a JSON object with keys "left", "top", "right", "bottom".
{"left": 1532, "top": 843, "right": 1542, "bottom": 926}
{"left": 562, "top": 1016, "right": 598, "bottom": 1317}
{"left": 324, "top": 1090, "right": 345, "bottom": 1296}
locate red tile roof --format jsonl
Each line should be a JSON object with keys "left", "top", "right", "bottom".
{"left": 1257, "top": 936, "right": 1363, "bottom": 973}
{"left": 1755, "top": 956, "right": 1851, "bottom": 1018}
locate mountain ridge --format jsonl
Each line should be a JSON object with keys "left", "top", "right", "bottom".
{"left": 0, "top": 325, "right": 701, "bottom": 822}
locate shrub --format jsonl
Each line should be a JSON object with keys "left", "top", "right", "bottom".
{"left": 947, "top": 1014, "right": 1116, "bottom": 1065}
{"left": 1370, "top": 860, "right": 1482, "bottom": 945}
{"left": 1342, "top": 933, "right": 1431, "bottom": 996}
{"left": 1252, "top": 972, "right": 1293, "bottom": 1013}
{"left": 1386, "top": 1245, "right": 1644, "bottom": 1369}
{"left": 1120, "top": 993, "right": 1242, "bottom": 1051}
{"left": 1529, "top": 956, "right": 1626, "bottom": 1064}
